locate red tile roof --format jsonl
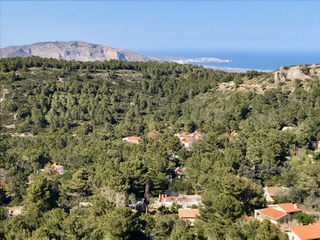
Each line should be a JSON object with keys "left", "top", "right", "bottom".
{"left": 122, "top": 136, "right": 141, "bottom": 143}
{"left": 230, "top": 131, "right": 239, "bottom": 137}
{"left": 260, "top": 208, "right": 287, "bottom": 220}
{"left": 181, "top": 139, "right": 192, "bottom": 146}
{"left": 277, "top": 203, "right": 302, "bottom": 213}
{"left": 194, "top": 132, "right": 202, "bottom": 140}
{"left": 178, "top": 208, "right": 199, "bottom": 219}
{"left": 179, "top": 132, "right": 191, "bottom": 138}
{"left": 127, "top": 136, "right": 141, "bottom": 141}
{"left": 290, "top": 222, "right": 320, "bottom": 240}
{"left": 52, "top": 163, "right": 64, "bottom": 170}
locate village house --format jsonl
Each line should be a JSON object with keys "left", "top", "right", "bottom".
{"left": 178, "top": 208, "right": 200, "bottom": 226}
{"left": 287, "top": 222, "right": 320, "bottom": 240}
{"left": 122, "top": 136, "right": 141, "bottom": 144}
{"left": 230, "top": 131, "right": 239, "bottom": 137}
{"left": 52, "top": 163, "right": 65, "bottom": 175}
{"left": 158, "top": 192, "right": 201, "bottom": 208}
{"left": 174, "top": 167, "right": 186, "bottom": 178}
{"left": 254, "top": 203, "right": 302, "bottom": 225}
{"left": 79, "top": 202, "right": 93, "bottom": 207}
{"left": 264, "top": 186, "right": 289, "bottom": 203}
{"left": 4, "top": 206, "right": 24, "bottom": 218}
{"left": 175, "top": 131, "right": 202, "bottom": 149}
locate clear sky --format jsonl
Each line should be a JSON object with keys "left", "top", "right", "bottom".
{"left": 1, "top": 1, "right": 320, "bottom": 54}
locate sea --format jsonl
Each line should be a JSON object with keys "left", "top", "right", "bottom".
{"left": 143, "top": 51, "right": 320, "bottom": 72}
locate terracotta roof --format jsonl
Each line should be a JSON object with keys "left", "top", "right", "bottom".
{"left": 52, "top": 163, "right": 64, "bottom": 170}
{"left": 264, "top": 187, "right": 287, "bottom": 197}
{"left": 127, "top": 136, "right": 141, "bottom": 141}
{"left": 290, "top": 222, "right": 320, "bottom": 240}
{"left": 277, "top": 203, "right": 302, "bottom": 213}
{"left": 193, "top": 131, "right": 202, "bottom": 139}
{"left": 230, "top": 131, "right": 239, "bottom": 137}
{"left": 123, "top": 136, "right": 141, "bottom": 143}
{"left": 178, "top": 208, "right": 199, "bottom": 219}
{"left": 260, "top": 208, "right": 287, "bottom": 220}
{"left": 180, "top": 132, "right": 191, "bottom": 138}
{"left": 181, "top": 139, "right": 192, "bottom": 145}
{"left": 175, "top": 167, "right": 186, "bottom": 175}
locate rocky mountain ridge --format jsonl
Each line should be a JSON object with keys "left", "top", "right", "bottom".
{"left": 0, "top": 41, "right": 151, "bottom": 62}
{"left": 274, "top": 64, "right": 320, "bottom": 82}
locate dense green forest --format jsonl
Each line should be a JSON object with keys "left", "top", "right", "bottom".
{"left": 0, "top": 57, "right": 320, "bottom": 239}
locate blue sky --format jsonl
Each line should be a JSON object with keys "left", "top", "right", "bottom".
{"left": 1, "top": 1, "right": 320, "bottom": 54}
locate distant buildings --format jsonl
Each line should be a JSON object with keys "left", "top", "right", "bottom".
{"left": 254, "top": 203, "right": 302, "bottom": 225}
{"left": 4, "top": 206, "right": 23, "bottom": 218}
{"left": 174, "top": 167, "right": 186, "bottom": 178}
{"left": 122, "top": 136, "right": 141, "bottom": 144}
{"left": 175, "top": 131, "right": 202, "bottom": 150}
{"left": 178, "top": 208, "right": 200, "bottom": 226}
{"left": 263, "top": 186, "right": 289, "bottom": 203}
{"left": 158, "top": 192, "right": 201, "bottom": 209}
{"left": 52, "top": 163, "right": 65, "bottom": 175}
{"left": 230, "top": 131, "right": 239, "bottom": 137}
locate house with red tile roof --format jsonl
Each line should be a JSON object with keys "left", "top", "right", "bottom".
{"left": 175, "top": 131, "right": 202, "bottom": 150}
{"left": 158, "top": 193, "right": 201, "bottom": 208}
{"left": 52, "top": 163, "right": 65, "bottom": 175}
{"left": 178, "top": 208, "right": 200, "bottom": 226}
{"left": 287, "top": 222, "right": 320, "bottom": 240}
{"left": 174, "top": 167, "right": 186, "bottom": 178}
{"left": 122, "top": 136, "right": 141, "bottom": 144}
{"left": 264, "top": 186, "right": 289, "bottom": 203}
{"left": 254, "top": 203, "right": 302, "bottom": 225}
{"left": 230, "top": 131, "right": 239, "bottom": 137}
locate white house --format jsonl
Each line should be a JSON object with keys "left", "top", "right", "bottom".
{"left": 254, "top": 203, "right": 302, "bottom": 225}
{"left": 263, "top": 186, "right": 289, "bottom": 203}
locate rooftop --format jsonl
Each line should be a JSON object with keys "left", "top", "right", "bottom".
{"left": 276, "top": 203, "right": 302, "bottom": 213}
{"left": 52, "top": 163, "right": 64, "bottom": 170}
{"left": 122, "top": 136, "right": 141, "bottom": 143}
{"left": 260, "top": 207, "right": 287, "bottom": 220}
{"left": 178, "top": 208, "right": 200, "bottom": 219}
{"left": 290, "top": 222, "right": 320, "bottom": 240}
{"left": 264, "top": 186, "right": 288, "bottom": 197}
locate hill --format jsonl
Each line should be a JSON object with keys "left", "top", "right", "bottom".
{"left": 0, "top": 57, "right": 320, "bottom": 239}
{"left": 0, "top": 41, "right": 151, "bottom": 62}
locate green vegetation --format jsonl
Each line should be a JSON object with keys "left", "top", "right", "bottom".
{"left": 0, "top": 57, "right": 319, "bottom": 239}
{"left": 294, "top": 212, "right": 316, "bottom": 225}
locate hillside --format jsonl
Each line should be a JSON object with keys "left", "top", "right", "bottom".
{"left": 0, "top": 41, "right": 151, "bottom": 62}
{"left": 0, "top": 57, "right": 320, "bottom": 239}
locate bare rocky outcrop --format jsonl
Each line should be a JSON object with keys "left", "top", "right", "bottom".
{"left": 0, "top": 41, "right": 151, "bottom": 62}
{"left": 274, "top": 64, "right": 320, "bottom": 82}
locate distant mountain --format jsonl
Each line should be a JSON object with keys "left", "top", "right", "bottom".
{"left": 0, "top": 41, "right": 151, "bottom": 62}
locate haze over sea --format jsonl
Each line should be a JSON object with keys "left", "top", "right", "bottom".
{"left": 144, "top": 51, "right": 320, "bottom": 72}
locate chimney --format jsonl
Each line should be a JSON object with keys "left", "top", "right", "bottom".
{"left": 294, "top": 203, "right": 298, "bottom": 209}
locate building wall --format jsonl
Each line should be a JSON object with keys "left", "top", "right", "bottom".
{"left": 287, "top": 231, "right": 301, "bottom": 240}
{"left": 264, "top": 193, "right": 274, "bottom": 203}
